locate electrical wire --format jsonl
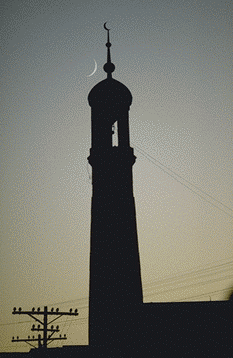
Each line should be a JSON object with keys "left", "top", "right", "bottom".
{"left": 143, "top": 262, "right": 233, "bottom": 297}
{"left": 143, "top": 269, "right": 233, "bottom": 297}
{"left": 133, "top": 143, "right": 233, "bottom": 218}
{"left": 173, "top": 287, "right": 232, "bottom": 302}
{"left": 4, "top": 261, "right": 231, "bottom": 326}
{"left": 3, "top": 259, "right": 232, "bottom": 328}
{"left": 0, "top": 320, "right": 31, "bottom": 326}
{"left": 133, "top": 143, "right": 233, "bottom": 213}
{"left": 143, "top": 273, "right": 233, "bottom": 298}
{"left": 46, "top": 296, "right": 88, "bottom": 307}
{"left": 143, "top": 259, "right": 233, "bottom": 289}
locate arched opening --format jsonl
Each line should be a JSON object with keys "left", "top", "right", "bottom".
{"left": 112, "top": 121, "right": 118, "bottom": 147}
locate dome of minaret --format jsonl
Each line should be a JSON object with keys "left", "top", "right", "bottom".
{"left": 88, "top": 77, "right": 132, "bottom": 109}
{"left": 88, "top": 23, "right": 132, "bottom": 109}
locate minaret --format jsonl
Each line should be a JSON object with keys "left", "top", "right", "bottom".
{"left": 88, "top": 23, "right": 143, "bottom": 347}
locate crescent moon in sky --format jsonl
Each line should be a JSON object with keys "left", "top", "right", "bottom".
{"left": 87, "top": 59, "right": 97, "bottom": 77}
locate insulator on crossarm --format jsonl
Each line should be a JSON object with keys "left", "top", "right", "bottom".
{"left": 32, "top": 307, "right": 35, "bottom": 312}
{"left": 51, "top": 325, "right": 54, "bottom": 330}
{"left": 74, "top": 308, "right": 78, "bottom": 314}
{"left": 32, "top": 324, "right": 35, "bottom": 330}
{"left": 18, "top": 308, "right": 22, "bottom": 312}
{"left": 51, "top": 308, "right": 54, "bottom": 312}
{"left": 56, "top": 308, "right": 59, "bottom": 312}
{"left": 69, "top": 308, "right": 72, "bottom": 313}
{"left": 37, "top": 308, "right": 40, "bottom": 312}
{"left": 13, "top": 307, "right": 16, "bottom": 313}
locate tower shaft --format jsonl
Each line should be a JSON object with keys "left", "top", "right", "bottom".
{"left": 88, "top": 147, "right": 143, "bottom": 345}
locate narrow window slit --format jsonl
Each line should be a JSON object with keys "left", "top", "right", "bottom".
{"left": 112, "top": 121, "right": 118, "bottom": 147}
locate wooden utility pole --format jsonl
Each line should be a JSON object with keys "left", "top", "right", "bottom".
{"left": 12, "top": 306, "right": 78, "bottom": 349}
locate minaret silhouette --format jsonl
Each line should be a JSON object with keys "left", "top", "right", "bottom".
{"left": 88, "top": 23, "right": 143, "bottom": 347}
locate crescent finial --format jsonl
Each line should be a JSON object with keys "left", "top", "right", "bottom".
{"left": 104, "top": 22, "right": 110, "bottom": 31}
{"left": 103, "top": 22, "right": 115, "bottom": 78}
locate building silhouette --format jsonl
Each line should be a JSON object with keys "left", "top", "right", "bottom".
{"left": 82, "top": 23, "right": 233, "bottom": 358}
{"left": 5, "top": 24, "right": 233, "bottom": 358}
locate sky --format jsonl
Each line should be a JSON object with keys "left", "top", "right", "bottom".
{"left": 0, "top": 0, "right": 232, "bottom": 352}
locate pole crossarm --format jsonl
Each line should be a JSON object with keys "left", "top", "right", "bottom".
{"left": 12, "top": 338, "right": 41, "bottom": 343}
{"left": 12, "top": 309, "right": 78, "bottom": 317}
{"left": 12, "top": 338, "right": 38, "bottom": 349}
{"left": 31, "top": 326, "right": 59, "bottom": 332}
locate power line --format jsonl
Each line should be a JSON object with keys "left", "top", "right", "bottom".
{"left": 143, "top": 268, "right": 233, "bottom": 297}
{"left": 0, "top": 320, "right": 31, "bottom": 326}
{"left": 4, "top": 261, "right": 232, "bottom": 327}
{"left": 46, "top": 296, "right": 88, "bottom": 307}
{"left": 143, "top": 259, "right": 233, "bottom": 289}
{"left": 143, "top": 261, "right": 233, "bottom": 296}
{"left": 61, "top": 317, "right": 88, "bottom": 323}
{"left": 143, "top": 272, "right": 233, "bottom": 299}
{"left": 143, "top": 273, "right": 233, "bottom": 298}
{"left": 173, "top": 287, "right": 232, "bottom": 302}
{"left": 133, "top": 143, "right": 233, "bottom": 218}
{"left": 133, "top": 143, "right": 233, "bottom": 212}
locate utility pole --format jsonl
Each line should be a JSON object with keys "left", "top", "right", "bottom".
{"left": 12, "top": 306, "right": 78, "bottom": 349}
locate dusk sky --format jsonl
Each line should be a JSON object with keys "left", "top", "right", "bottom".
{"left": 1, "top": 0, "right": 232, "bottom": 352}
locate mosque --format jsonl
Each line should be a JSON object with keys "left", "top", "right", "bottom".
{"left": 9, "top": 24, "right": 232, "bottom": 358}
{"left": 75, "top": 23, "right": 232, "bottom": 358}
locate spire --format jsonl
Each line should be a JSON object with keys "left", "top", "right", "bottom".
{"left": 103, "top": 22, "right": 115, "bottom": 79}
